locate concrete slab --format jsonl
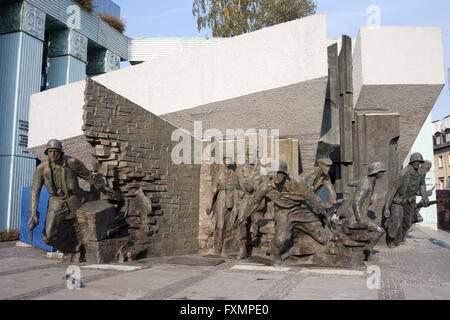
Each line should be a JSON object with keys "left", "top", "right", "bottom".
{"left": 81, "top": 264, "right": 143, "bottom": 272}
{"left": 0, "top": 266, "right": 103, "bottom": 299}
{"left": 166, "top": 256, "right": 225, "bottom": 266}
{"left": 299, "top": 268, "right": 366, "bottom": 276}
{"left": 36, "top": 264, "right": 212, "bottom": 300}
{"left": 286, "top": 276, "right": 378, "bottom": 300}
{"left": 15, "top": 241, "right": 32, "bottom": 248}
{"left": 168, "top": 271, "right": 289, "bottom": 300}
{"left": 0, "top": 257, "right": 60, "bottom": 273}
{"left": 162, "top": 78, "right": 328, "bottom": 173}
{"left": 403, "top": 284, "right": 450, "bottom": 300}
{"left": 352, "top": 26, "right": 445, "bottom": 164}
{"left": 94, "top": 14, "right": 328, "bottom": 115}
{"left": 416, "top": 225, "right": 450, "bottom": 247}
{"left": 231, "top": 265, "right": 291, "bottom": 272}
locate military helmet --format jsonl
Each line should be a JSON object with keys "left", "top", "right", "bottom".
{"left": 223, "top": 156, "right": 234, "bottom": 164}
{"left": 409, "top": 152, "right": 424, "bottom": 164}
{"left": 44, "top": 139, "right": 64, "bottom": 155}
{"left": 368, "top": 162, "right": 386, "bottom": 176}
{"left": 317, "top": 157, "right": 333, "bottom": 166}
{"left": 277, "top": 160, "right": 289, "bottom": 174}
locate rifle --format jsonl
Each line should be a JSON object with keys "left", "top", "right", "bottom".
{"left": 29, "top": 226, "right": 33, "bottom": 243}
{"left": 415, "top": 199, "right": 446, "bottom": 210}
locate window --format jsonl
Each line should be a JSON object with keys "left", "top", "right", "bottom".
{"left": 447, "top": 132, "right": 450, "bottom": 143}
{"left": 439, "top": 178, "right": 444, "bottom": 190}
{"left": 438, "top": 156, "right": 443, "bottom": 168}
{"left": 436, "top": 135, "right": 441, "bottom": 145}
{"left": 448, "top": 154, "right": 450, "bottom": 167}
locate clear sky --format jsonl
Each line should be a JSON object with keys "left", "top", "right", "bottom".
{"left": 114, "top": 0, "right": 449, "bottom": 121}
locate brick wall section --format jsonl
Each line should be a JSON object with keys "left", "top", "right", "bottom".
{"left": 83, "top": 78, "right": 200, "bottom": 256}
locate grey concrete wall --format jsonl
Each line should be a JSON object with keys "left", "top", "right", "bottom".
{"left": 93, "top": 14, "right": 328, "bottom": 116}
{"left": 355, "top": 84, "right": 444, "bottom": 164}
{"left": 161, "top": 78, "right": 328, "bottom": 174}
{"left": 352, "top": 26, "right": 445, "bottom": 165}
{"left": 29, "top": 80, "right": 85, "bottom": 149}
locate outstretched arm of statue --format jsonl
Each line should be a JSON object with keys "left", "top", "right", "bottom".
{"left": 301, "top": 183, "right": 330, "bottom": 220}
{"left": 71, "top": 158, "right": 121, "bottom": 200}
{"left": 237, "top": 183, "right": 269, "bottom": 225}
{"left": 72, "top": 158, "right": 104, "bottom": 189}
{"left": 28, "top": 167, "right": 44, "bottom": 230}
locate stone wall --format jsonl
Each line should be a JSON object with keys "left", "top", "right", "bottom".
{"left": 82, "top": 78, "right": 201, "bottom": 256}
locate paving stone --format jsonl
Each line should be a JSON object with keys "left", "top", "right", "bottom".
{"left": 166, "top": 256, "right": 225, "bottom": 267}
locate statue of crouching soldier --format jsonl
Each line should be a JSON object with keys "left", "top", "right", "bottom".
{"left": 239, "top": 160, "right": 333, "bottom": 264}
{"left": 28, "top": 139, "right": 119, "bottom": 256}
{"left": 337, "top": 162, "right": 386, "bottom": 259}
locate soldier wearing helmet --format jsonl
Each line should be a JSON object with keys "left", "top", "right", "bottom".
{"left": 334, "top": 162, "right": 387, "bottom": 259}
{"left": 305, "top": 157, "right": 337, "bottom": 210}
{"left": 239, "top": 160, "right": 332, "bottom": 264}
{"left": 234, "top": 148, "right": 265, "bottom": 259}
{"left": 28, "top": 139, "right": 119, "bottom": 255}
{"left": 206, "top": 156, "right": 239, "bottom": 256}
{"left": 383, "top": 152, "right": 430, "bottom": 248}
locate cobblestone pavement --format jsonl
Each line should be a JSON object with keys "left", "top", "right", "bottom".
{"left": 0, "top": 225, "right": 448, "bottom": 300}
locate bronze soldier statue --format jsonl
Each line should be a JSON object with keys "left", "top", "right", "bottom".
{"left": 235, "top": 149, "right": 265, "bottom": 259}
{"left": 341, "top": 162, "right": 386, "bottom": 257}
{"left": 206, "top": 156, "right": 239, "bottom": 256}
{"left": 240, "top": 160, "right": 332, "bottom": 264}
{"left": 305, "top": 157, "right": 337, "bottom": 210}
{"left": 384, "top": 152, "right": 430, "bottom": 248}
{"left": 28, "top": 139, "right": 118, "bottom": 254}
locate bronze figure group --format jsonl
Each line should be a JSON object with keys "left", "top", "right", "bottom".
{"left": 29, "top": 139, "right": 435, "bottom": 265}
{"left": 205, "top": 152, "right": 434, "bottom": 265}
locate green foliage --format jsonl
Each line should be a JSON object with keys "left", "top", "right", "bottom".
{"left": 193, "top": 0, "right": 317, "bottom": 37}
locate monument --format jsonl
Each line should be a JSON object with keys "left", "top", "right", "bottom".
{"left": 25, "top": 14, "right": 445, "bottom": 267}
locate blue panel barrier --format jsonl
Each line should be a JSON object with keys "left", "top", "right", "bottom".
{"left": 19, "top": 186, "right": 55, "bottom": 252}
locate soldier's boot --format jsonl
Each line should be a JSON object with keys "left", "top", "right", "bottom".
{"left": 237, "top": 243, "right": 247, "bottom": 260}
{"left": 271, "top": 244, "right": 284, "bottom": 265}
{"left": 414, "top": 212, "right": 424, "bottom": 224}
{"left": 368, "top": 224, "right": 385, "bottom": 251}
{"left": 385, "top": 232, "right": 397, "bottom": 248}
{"left": 393, "top": 229, "right": 406, "bottom": 246}
{"left": 214, "top": 230, "right": 224, "bottom": 256}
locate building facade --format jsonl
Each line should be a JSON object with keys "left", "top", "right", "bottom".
{"left": 433, "top": 115, "right": 450, "bottom": 190}
{"left": 0, "top": 0, "right": 128, "bottom": 231}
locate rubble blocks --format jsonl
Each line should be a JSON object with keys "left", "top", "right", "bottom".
{"left": 76, "top": 200, "right": 128, "bottom": 264}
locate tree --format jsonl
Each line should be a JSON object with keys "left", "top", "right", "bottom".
{"left": 192, "top": 0, "right": 317, "bottom": 38}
